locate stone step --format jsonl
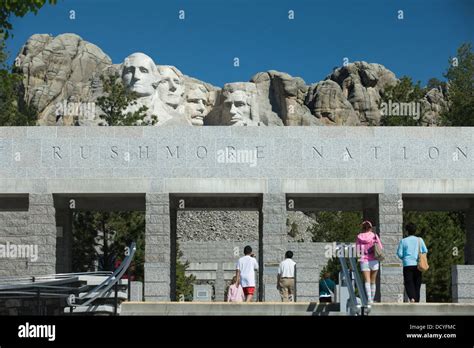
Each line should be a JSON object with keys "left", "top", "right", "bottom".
{"left": 121, "top": 302, "right": 474, "bottom": 316}
{"left": 121, "top": 302, "right": 338, "bottom": 316}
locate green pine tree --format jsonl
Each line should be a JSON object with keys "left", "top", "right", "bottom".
{"left": 175, "top": 241, "right": 196, "bottom": 301}
{"left": 0, "top": 39, "right": 37, "bottom": 126}
{"left": 310, "top": 211, "right": 362, "bottom": 283}
{"left": 403, "top": 211, "right": 465, "bottom": 302}
{"left": 0, "top": 0, "right": 57, "bottom": 39}
{"left": 441, "top": 43, "right": 474, "bottom": 126}
{"left": 96, "top": 73, "right": 157, "bottom": 126}
{"left": 380, "top": 76, "right": 426, "bottom": 126}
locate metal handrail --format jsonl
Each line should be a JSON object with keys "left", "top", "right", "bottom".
{"left": 0, "top": 271, "right": 113, "bottom": 284}
{"left": 338, "top": 247, "right": 359, "bottom": 314}
{"left": 336, "top": 243, "right": 370, "bottom": 316}
{"left": 78, "top": 242, "right": 136, "bottom": 307}
{"left": 349, "top": 257, "right": 369, "bottom": 306}
{"left": 0, "top": 277, "right": 81, "bottom": 291}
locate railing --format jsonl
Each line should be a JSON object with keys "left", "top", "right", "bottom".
{"left": 337, "top": 243, "right": 370, "bottom": 316}
{"left": 0, "top": 242, "right": 136, "bottom": 315}
{"left": 72, "top": 242, "right": 137, "bottom": 308}
{"left": 0, "top": 272, "right": 113, "bottom": 287}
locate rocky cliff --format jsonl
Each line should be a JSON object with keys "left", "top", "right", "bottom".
{"left": 15, "top": 33, "right": 448, "bottom": 126}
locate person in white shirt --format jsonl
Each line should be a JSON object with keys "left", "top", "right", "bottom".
{"left": 277, "top": 251, "right": 296, "bottom": 302}
{"left": 235, "top": 245, "right": 259, "bottom": 302}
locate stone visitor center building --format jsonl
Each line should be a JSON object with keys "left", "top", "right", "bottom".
{"left": 0, "top": 126, "right": 473, "bottom": 303}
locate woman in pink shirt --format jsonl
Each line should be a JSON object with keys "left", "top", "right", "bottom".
{"left": 227, "top": 276, "right": 245, "bottom": 302}
{"left": 356, "top": 220, "right": 383, "bottom": 304}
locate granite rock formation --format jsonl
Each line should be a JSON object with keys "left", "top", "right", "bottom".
{"left": 15, "top": 33, "right": 448, "bottom": 126}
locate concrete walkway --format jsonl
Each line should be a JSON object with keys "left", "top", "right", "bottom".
{"left": 121, "top": 302, "right": 474, "bottom": 316}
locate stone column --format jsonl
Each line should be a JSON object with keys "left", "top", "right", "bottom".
{"left": 144, "top": 193, "right": 171, "bottom": 301}
{"left": 0, "top": 206, "right": 29, "bottom": 277}
{"left": 215, "top": 263, "right": 225, "bottom": 301}
{"left": 465, "top": 204, "right": 474, "bottom": 265}
{"left": 27, "top": 194, "right": 57, "bottom": 276}
{"left": 378, "top": 193, "right": 404, "bottom": 302}
{"left": 260, "top": 193, "right": 287, "bottom": 301}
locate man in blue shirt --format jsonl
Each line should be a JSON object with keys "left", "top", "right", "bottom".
{"left": 397, "top": 222, "right": 428, "bottom": 303}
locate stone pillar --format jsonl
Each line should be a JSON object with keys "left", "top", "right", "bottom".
{"left": 215, "top": 263, "right": 225, "bottom": 301}
{"left": 378, "top": 193, "right": 404, "bottom": 302}
{"left": 0, "top": 207, "right": 29, "bottom": 277}
{"left": 452, "top": 265, "right": 474, "bottom": 303}
{"left": 465, "top": 205, "right": 474, "bottom": 265}
{"left": 27, "top": 194, "right": 57, "bottom": 276}
{"left": 144, "top": 193, "right": 171, "bottom": 301}
{"left": 260, "top": 193, "right": 287, "bottom": 302}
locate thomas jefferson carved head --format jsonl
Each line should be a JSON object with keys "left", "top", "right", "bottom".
{"left": 156, "top": 65, "right": 185, "bottom": 109}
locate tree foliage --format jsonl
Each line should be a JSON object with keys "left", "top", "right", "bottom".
{"left": 175, "top": 241, "right": 196, "bottom": 301}
{"left": 72, "top": 211, "right": 145, "bottom": 280}
{"left": 441, "top": 43, "right": 474, "bottom": 126}
{"left": 0, "top": 39, "right": 37, "bottom": 126}
{"left": 96, "top": 73, "right": 157, "bottom": 126}
{"left": 380, "top": 76, "right": 426, "bottom": 126}
{"left": 310, "top": 211, "right": 362, "bottom": 243}
{"left": 309, "top": 211, "right": 362, "bottom": 282}
{"left": 427, "top": 78, "right": 447, "bottom": 91}
{"left": 72, "top": 211, "right": 195, "bottom": 299}
{"left": 403, "top": 211, "right": 465, "bottom": 302}
{"left": 0, "top": 0, "right": 57, "bottom": 39}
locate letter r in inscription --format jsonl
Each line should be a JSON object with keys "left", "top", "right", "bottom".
{"left": 53, "top": 146, "right": 62, "bottom": 160}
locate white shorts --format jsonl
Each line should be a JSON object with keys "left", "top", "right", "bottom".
{"left": 360, "top": 260, "right": 379, "bottom": 271}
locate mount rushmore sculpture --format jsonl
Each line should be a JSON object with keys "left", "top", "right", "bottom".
{"left": 14, "top": 33, "right": 447, "bottom": 126}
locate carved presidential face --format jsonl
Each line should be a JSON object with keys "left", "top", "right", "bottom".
{"left": 122, "top": 53, "right": 158, "bottom": 97}
{"left": 157, "top": 66, "right": 184, "bottom": 108}
{"left": 186, "top": 87, "right": 208, "bottom": 126}
{"left": 223, "top": 90, "right": 252, "bottom": 126}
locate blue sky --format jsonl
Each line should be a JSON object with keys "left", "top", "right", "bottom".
{"left": 6, "top": 0, "right": 474, "bottom": 87}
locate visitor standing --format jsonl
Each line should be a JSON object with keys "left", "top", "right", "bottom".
{"left": 277, "top": 251, "right": 296, "bottom": 302}
{"left": 397, "top": 222, "right": 428, "bottom": 303}
{"left": 356, "top": 220, "right": 383, "bottom": 304}
{"left": 235, "top": 245, "right": 259, "bottom": 302}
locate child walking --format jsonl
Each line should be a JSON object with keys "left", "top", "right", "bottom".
{"left": 227, "top": 276, "right": 245, "bottom": 302}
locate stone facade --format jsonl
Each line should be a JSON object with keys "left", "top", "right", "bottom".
{"left": 452, "top": 265, "right": 474, "bottom": 303}
{"left": 2, "top": 126, "right": 474, "bottom": 302}
{"left": 0, "top": 194, "right": 56, "bottom": 277}
{"left": 181, "top": 241, "right": 327, "bottom": 302}
{"left": 378, "top": 193, "right": 404, "bottom": 302}
{"left": 144, "top": 193, "right": 171, "bottom": 301}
